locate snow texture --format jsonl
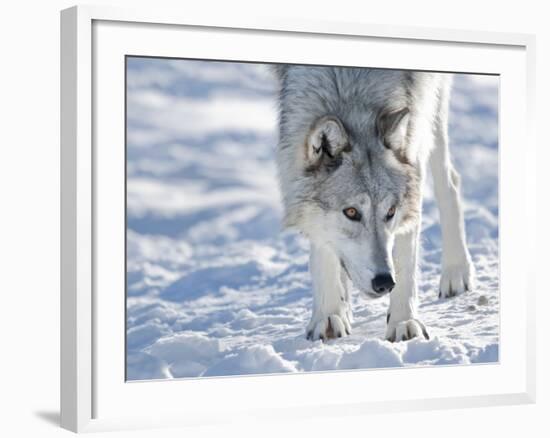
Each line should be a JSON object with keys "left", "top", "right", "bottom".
{"left": 126, "top": 58, "right": 499, "bottom": 380}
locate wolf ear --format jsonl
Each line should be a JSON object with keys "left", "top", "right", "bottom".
{"left": 305, "top": 116, "right": 349, "bottom": 170}
{"left": 377, "top": 107, "right": 410, "bottom": 150}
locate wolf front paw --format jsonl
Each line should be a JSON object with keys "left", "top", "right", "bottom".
{"left": 439, "top": 259, "right": 475, "bottom": 298}
{"left": 306, "top": 312, "right": 352, "bottom": 341}
{"left": 385, "top": 317, "right": 429, "bottom": 342}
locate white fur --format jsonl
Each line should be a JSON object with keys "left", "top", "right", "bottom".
{"left": 430, "top": 86, "right": 476, "bottom": 298}
{"left": 274, "top": 66, "right": 475, "bottom": 342}
{"left": 307, "top": 243, "right": 353, "bottom": 340}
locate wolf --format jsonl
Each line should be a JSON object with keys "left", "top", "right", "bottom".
{"left": 273, "top": 65, "right": 475, "bottom": 342}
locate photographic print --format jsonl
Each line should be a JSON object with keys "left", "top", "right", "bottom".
{"left": 125, "top": 57, "right": 499, "bottom": 381}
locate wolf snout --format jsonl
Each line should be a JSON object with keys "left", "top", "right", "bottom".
{"left": 371, "top": 273, "right": 395, "bottom": 295}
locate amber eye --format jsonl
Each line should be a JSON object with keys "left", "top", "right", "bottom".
{"left": 343, "top": 207, "right": 361, "bottom": 221}
{"left": 386, "top": 205, "right": 397, "bottom": 221}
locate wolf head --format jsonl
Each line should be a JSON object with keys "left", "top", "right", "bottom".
{"left": 274, "top": 65, "right": 425, "bottom": 297}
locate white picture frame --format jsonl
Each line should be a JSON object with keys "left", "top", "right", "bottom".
{"left": 60, "top": 4, "right": 537, "bottom": 433}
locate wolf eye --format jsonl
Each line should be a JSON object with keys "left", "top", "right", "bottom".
{"left": 343, "top": 207, "right": 361, "bottom": 221}
{"left": 386, "top": 205, "right": 397, "bottom": 221}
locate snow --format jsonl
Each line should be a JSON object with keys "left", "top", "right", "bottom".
{"left": 126, "top": 58, "right": 499, "bottom": 381}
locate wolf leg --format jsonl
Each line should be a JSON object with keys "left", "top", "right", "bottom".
{"left": 307, "top": 243, "right": 352, "bottom": 341}
{"left": 386, "top": 226, "right": 429, "bottom": 342}
{"left": 430, "top": 87, "right": 475, "bottom": 298}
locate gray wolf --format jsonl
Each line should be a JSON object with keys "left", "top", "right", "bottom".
{"left": 273, "top": 65, "right": 475, "bottom": 342}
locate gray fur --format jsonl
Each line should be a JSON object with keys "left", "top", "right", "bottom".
{"left": 273, "top": 65, "right": 445, "bottom": 234}
{"left": 272, "top": 64, "right": 474, "bottom": 342}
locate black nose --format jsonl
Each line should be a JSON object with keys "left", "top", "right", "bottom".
{"left": 372, "top": 273, "right": 395, "bottom": 294}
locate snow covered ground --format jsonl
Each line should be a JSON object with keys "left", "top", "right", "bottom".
{"left": 125, "top": 58, "right": 499, "bottom": 380}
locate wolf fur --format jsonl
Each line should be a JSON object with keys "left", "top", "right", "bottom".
{"left": 273, "top": 65, "right": 475, "bottom": 342}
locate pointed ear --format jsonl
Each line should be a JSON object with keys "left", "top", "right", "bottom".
{"left": 305, "top": 116, "right": 349, "bottom": 170}
{"left": 377, "top": 107, "right": 410, "bottom": 150}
